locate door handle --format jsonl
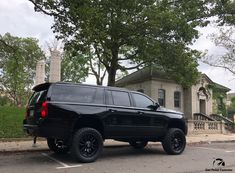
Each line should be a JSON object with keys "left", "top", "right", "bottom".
{"left": 109, "top": 109, "right": 117, "bottom": 113}
{"left": 138, "top": 111, "right": 144, "bottom": 115}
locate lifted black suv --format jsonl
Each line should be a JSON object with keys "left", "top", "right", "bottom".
{"left": 23, "top": 82, "right": 187, "bottom": 162}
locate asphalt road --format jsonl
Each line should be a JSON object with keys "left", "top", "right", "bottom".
{"left": 0, "top": 142, "right": 235, "bottom": 173}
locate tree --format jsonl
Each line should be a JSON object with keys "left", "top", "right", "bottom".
{"left": 214, "top": 0, "right": 235, "bottom": 25}
{"left": 0, "top": 33, "right": 44, "bottom": 106}
{"left": 202, "top": 0, "right": 235, "bottom": 75}
{"left": 30, "top": 0, "right": 218, "bottom": 86}
{"left": 61, "top": 51, "right": 89, "bottom": 83}
{"left": 203, "top": 27, "right": 235, "bottom": 75}
{"left": 65, "top": 46, "right": 107, "bottom": 85}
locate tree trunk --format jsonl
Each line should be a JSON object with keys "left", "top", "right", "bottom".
{"left": 107, "top": 67, "right": 117, "bottom": 86}
{"left": 107, "top": 47, "right": 118, "bottom": 86}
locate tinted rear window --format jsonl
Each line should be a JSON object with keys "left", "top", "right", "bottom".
{"left": 29, "top": 90, "right": 47, "bottom": 106}
{"left": 51, "top": 85, "right": 97, "bottom": 103}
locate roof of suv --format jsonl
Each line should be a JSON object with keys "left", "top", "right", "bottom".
{"left": 33, "top": 82, "right": 130, "bottom": 92}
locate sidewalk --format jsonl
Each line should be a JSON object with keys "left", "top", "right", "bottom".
{"left": 0, "top": 134, "right": 235, "bottom": 153}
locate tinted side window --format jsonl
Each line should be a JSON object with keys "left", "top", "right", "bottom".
{"left": 93, "top": 88, "right": 104, "bottom": 104}
{"left": 105, "top": 90, "right": 113, "bottom": 105}
{"left": 111, "top": 91, "right": 131, "bottom": 107}
{"left": 132, "top": 93, "right": 154, "bottom": 108}
{"left": 29, "top": 90, "right": 47, "bottom": 106}
{"left": 52, "top": 85, "right": 97, "bottom": 103}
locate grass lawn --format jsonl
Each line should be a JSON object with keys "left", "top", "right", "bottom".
{"left": 0, "top": 106, "right": 27, "bottom": 138}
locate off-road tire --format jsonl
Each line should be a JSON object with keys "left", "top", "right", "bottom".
{"left": 71, "top": 128, "right": 103, "bottom": 163}
{"left": 162, "top": 128, "right": 186, "bottom": 155}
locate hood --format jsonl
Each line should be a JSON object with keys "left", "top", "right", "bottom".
{"left": 158, "top": 107, "right": 183, "bottom": 115}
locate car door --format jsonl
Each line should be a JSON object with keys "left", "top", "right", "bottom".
{"left": 103, "top": 89, "right": 138, "bottom": 138}
{"left": 131, "top": 92, "right": 167, "bottom": 137}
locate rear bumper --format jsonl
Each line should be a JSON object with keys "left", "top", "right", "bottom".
{"left": 23, "top": 119, "right": 39, "bottom": 136}
{"left": 23, "top": 119, "right": 70, "bottom": 139}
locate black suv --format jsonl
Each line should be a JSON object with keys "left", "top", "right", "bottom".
{"left": 23, "top": 82, "right": 187, "bottom": 162}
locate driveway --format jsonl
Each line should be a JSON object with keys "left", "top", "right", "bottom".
{"left": 0, "top": 142, "right": 234, "bottom": 173}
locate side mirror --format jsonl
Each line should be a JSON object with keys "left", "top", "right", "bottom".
{"left": 148, "top": 103, "right": 159, "bottom": 110}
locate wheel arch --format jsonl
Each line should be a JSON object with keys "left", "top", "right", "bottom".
{"left": 72, "top": 116, "right": 105, "bottom": 138}
{"left": 167, "top": 119, "right": 187, "bottom": 135}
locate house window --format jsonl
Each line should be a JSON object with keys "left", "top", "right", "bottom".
{"left": 174, "top": 91, "right": 181, "bottom": 108}
{"left": 158, "top": 89, "right": 165, "bottom": 107}
{"left": 217, "top": 97, "right": 223, "bottom": 110}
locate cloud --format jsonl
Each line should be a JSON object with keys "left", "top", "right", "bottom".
{"left": 198, "top": 62, "right": 235, "bottom": 92}
{"left": 0, "top": 0, "right": 55, "bottom": 46}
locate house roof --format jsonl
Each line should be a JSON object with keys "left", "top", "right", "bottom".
{"left": 116, "top": 68, "right": 230, "bottom": 92}
{"left": 115, "top": 68, "right": 172, "bottom": 87}
{"left": 212, "top": 82, "right": 231, "bottom": 92}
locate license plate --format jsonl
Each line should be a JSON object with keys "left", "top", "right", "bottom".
{"left": 29, "top": 110, "right": 34, "bottom": 117}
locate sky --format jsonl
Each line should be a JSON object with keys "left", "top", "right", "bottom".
{"left": 0, "top": 0, "right": 235, "bottom": 92}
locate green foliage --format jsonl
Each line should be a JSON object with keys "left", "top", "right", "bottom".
{"left": 0, "top": 106, "right": 27, "bottom": 138}
{"left": 214, "top": 0, "right": 235, "bottom": 25}
{"left": 30, "top": 0, "right": 216, "bottom": 86}
{"left": 208, "top": 83, "right": 227, "bottom": 99}
{"left": 208, "top": 83, "right": 228, "bottom": 116}
{"left": 0, "top": 33, "right": 44, "bottom": 106}
{"left": 0, "top": 95, "right": 12, "bottom": 106}
{"left": 228, "top": 97, "right": 235, "bottom": 116}
{"left": 61, "top": 51, "right": 89, "bottom": 83}
{"left": 230, "top": 97, "right": 235, "bottom": 108}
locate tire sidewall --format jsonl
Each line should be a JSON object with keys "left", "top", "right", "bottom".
{"left": 162, "top": 128, "right": 186, "bottom": 155}
{"left": 71, "top": 128, "right": 103, "bottom": 163}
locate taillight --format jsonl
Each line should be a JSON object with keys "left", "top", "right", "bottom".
{"left": 41, "top": 101, "right": 48, "bottom": 118}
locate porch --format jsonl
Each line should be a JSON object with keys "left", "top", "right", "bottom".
{"left": 187, "top": 113, "right": 235, "bottom": 135}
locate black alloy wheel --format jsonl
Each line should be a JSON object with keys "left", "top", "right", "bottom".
{"left": 71, "top": 128, "right": 103, "bottom": 163}
{"left": 79, "top": 133, "right": 99, "bottom": 158}
{"left": 162, "top": 128, "right": 186, "bottom": 155}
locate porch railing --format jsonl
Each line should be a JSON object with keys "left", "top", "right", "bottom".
{"left": 210, "top": 114, "right": 235, "bottom": 131}
{"left": 187, "top": 120, "right": 225, "bottom": 134}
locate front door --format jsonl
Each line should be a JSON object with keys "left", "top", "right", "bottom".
{"left": 200, "top": 99, "right": 206, "bottom": 114}
{"left": 131, "top": 92, "right": 166, "bottom": 137}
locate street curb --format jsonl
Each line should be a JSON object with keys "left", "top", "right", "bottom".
{"left": 187, "top": 140, "right": 235, "bottom": 146}
{"left": 0, "top": 140, "right": 235, "bottom": 154}
{"left": 0, "top": 137, "right": 45, "bottom": 142}
{"left": 0, "top": 149, "right": 49, "bottom": 154}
